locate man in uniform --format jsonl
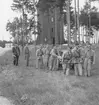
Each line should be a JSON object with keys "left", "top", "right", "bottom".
{"left": 36, "top": 45, "right": 44, "bottom": 69}
{"left": 72, "top": 44, "right": 81, "bottom": 76}
{"left": 12, "top": 44, "right": 17, "bottom": 66}
{"left": 12, "top": 44, "right": 20, "bottom": 66}
{"left": 49, "top": 46, "right": 58, "bottom": 71}
{"left": 84, "top": 44, "right": 95, "bottom": 77}
{"left": 24, "top": 44, "right": 30, "bottom": 66}
{"left": 44, "top": 45, "right": 51, "bottom": 69}
{"left": 16, "top": 44, "right": 20, "bottom": 66}
{"left": 42, "top": 45, "right": 47, "bottom": 69}
{"left": 62, "top": 47, "right": 72, "bottom": 75}
{"left": 57, "top": 46, "right": 63, "bottom": 70}
{"left": 78, "top": 44, "right": 85, "bottom": 76}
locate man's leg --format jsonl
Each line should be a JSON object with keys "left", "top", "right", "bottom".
{"left": 26, "top": 55, "right": 29, "bottom": 66}
{"left": 43, "top": 55, "right": 46, "bottom": 69}
{"left": 36, "top": 58, "right": 39, "bottom": 69}
{"left": 49, "top": 57, "right": 53, "bottom": 70}
{"left": 84, "top": 58, "right": 88, "bottom": 76}
{"left": 15, "top": 56, "right": 17, "bottom": 66}
{"left": 40, "top": 57, "right": 43, "bottom": 69}
{"left": 82, "top": 58, "right": 84, "bottom": 71}
{"left": 52, "top": 58, "right": 58, "bottom": 71}
{"left": 16, "top": 56, "right": 19, "bottom": 66}
{"left": 74, "top": 64, "right": 78, "bottom": 76}
{"left": 48, "top": 57, "right": 51, "bottom": 70}
{"left": 78, "top": 63, "right": 83, "bottom": 76}
{"left": 53, "top": 57, "right": 59, "bottom": 71}
{"left": 87, "top": 59, "right": 91, "bottom": 77}
{"left": 47, "top": 56, "right": 50, "bottom": 68}
{"left": 66, "top": 63, "right": 70, "bottom": 76}
{"left": 13, "top": 56, "right": 16, "bottom": 65}
{"left": 56, "top": 58, "right": 59, "bottom": 70}
{"left": 52, "top": 58, "right": 56, "bottom": 71}
{"left": 62, "top": 63, "right": 66, "bottom": 74}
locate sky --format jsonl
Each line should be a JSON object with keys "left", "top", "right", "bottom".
{"left": 0, "top": 0, "right": 19, "bottom": 41}
{"left": 0, "top": 0, "right": 98, "bottom": 41}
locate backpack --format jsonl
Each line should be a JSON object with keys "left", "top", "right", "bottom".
{"left": 74, "top": 48, "right": 80, "bottom": 58}
{"left": 63, "top": 51, "right": 71, "bottom": 61}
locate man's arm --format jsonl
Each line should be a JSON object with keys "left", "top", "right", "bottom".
{"left": 12, "top": 47, "right": 14, "bottom": 53}
{"left": 12, "top": 47, "right": 15, "bottom": 54}
{"left": 51, "top": 49, "right": 58, "bottom": 57}
{"left": 93, "top": 50, "right": 95, "bottom": 64}
{"left": 61, "top": 52, "right": 65, "bottom": 63}
{"left": 36, "top": 49, "right": 39, "bottom": 57}
{"left": 18, "top": 47, "right": 20, "bottom": 55}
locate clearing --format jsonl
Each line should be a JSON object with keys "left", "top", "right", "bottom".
{"left": 0, "top": 46, "right": 99, "bottom": 105}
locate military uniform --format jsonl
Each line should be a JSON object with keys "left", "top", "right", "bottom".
{"left": 57, "top": 49, "right": 63, "bottom": 69}
{"left": 49, "top": 47, "right": 58, "bottom": 71}
{"left": 36, "top": 47, "right": 43, "bottom": 69}
{"left": 24, "top": 45, "right": 30, "bottom": 66}
{"left": 84, "top": 46, "right": 95, "bottom": 76}
{"left": 12, "top": 46, "right": 17, "bottom": 66}
{"left": 78, "top": 46, "right": 85, "bottom": 76}
{"left": 72, "top": 46, "right": 82, "bottom": 76}
{"left": 44, "top": 46, "right": 51, "bottom": 69}
{"left": 12, "top": 45, "right": 20, "bottom": 66}
{"left": 62, "top": 49, "right": 72, "bottom": 75}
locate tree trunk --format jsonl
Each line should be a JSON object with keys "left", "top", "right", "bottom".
{"left": 42, "top": 12, "right": 45, "bottom": 44}
{"left": 22, "top": 7, "right": 25, "bottom": 52}
{"left": 67, "top": 0, "right": 71, "bottom": 44}
{"left": 59, "top": 14, "right": 64, "bottom": 44}
{"left": 54, "top": 7, "right": 59, "bottom": 45}
{"left": 77, "top": 0, "right": 80, "bottom": 43}
{"left": 74, "top": 0, "right": 77, "bottom": 42}
{"left": 36, "top": 9, "right": 42, "bottom": 44}
{"left": 47, "top": 10, "right": 52, "bottom": 44}
{"left": 82, "top": 26, "right": 84, "bottom": 42}
{"left": 88, "top": 0, "right": 91, "bottom": 43}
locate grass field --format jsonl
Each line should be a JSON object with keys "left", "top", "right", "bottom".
{"left": 0, "top": 46, "right": 99, "bottom": 105}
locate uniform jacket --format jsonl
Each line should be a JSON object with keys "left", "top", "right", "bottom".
{"left": 62, "top": 50, "right": 72, "bottom": 63}
{"left": 36, "top": 49, "right": 43, "bottom": 57}
{"left": 12, "top": 46, "right": 20, "bottom": 56}
{"left": 24, "top": 46, "right": 30, "bottom": 55}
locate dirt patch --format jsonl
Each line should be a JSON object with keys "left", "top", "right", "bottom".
{"left": 0, "top": 96, "right": 13, "bottom": 105}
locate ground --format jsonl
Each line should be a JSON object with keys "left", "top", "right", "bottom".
{"left": 0, "top": 46, "right": 99, "bottom": 105}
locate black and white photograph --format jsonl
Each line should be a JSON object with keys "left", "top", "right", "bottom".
{"left": 0, "top": 0, "right": 99, "bottom": 105}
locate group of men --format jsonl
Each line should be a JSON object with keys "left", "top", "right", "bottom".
{"left": 36, "top": 42, "right": 95, "bottom": 77}
{"left": 12, "top": 43, "right": 30, "bottom": 66}
{"left": 11, "top": 42, "right": 95, "bottom": 77}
